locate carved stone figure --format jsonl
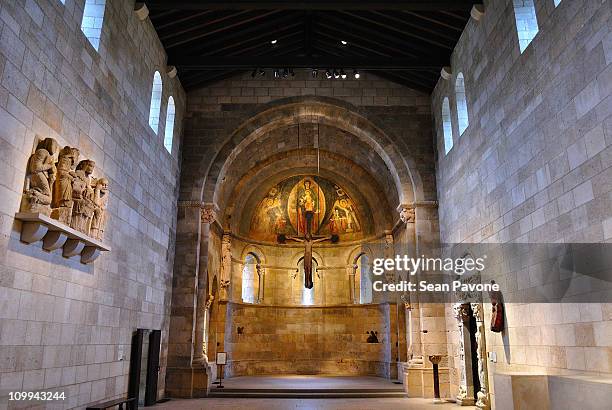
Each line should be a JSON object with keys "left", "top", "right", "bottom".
{"left": 21, "top": 138, "right": 59, "bottom": 215}
{"left": 219, "top": 233, "right": 232, "bottom": 300}
{"left": 52, "top": 146, "right": 80, "bottom": 224}
{"left": 71, "top": 160, "right": 96, "bottom": 234}
{"left": 90, "top": 178, "right": 109, "bottom": 240}
{"left": 399, "top": 206, "right": 415, "bottom": 223}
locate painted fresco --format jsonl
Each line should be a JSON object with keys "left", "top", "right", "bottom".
{"left": 249, "top": 176, "right": 363, "bottom": 242}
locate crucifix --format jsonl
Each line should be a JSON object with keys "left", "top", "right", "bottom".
{"left": 282, "top": 209, "right": 338, "bottom": 289}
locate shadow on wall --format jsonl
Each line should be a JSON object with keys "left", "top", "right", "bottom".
{"left": 8, "top": 222, "right": 94, "bottom": 274}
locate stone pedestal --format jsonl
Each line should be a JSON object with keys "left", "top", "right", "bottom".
{"left": 404, "top": 361, "right": 450, "bottom": 399}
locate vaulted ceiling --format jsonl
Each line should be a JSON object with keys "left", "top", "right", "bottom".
{"left": 145, "top": 0, "right": 477, "bottom": 92}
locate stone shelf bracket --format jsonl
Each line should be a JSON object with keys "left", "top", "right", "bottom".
{"left": 15, "top": 212, "right": 111, "bottom": 264}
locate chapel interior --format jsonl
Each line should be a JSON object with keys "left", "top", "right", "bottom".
{"left": 0, "top": 0, "right": 611, "bottom": 409}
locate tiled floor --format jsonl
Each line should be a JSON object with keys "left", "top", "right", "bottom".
{"left": 152, "top": 397, "right": 470, "bottom": 409}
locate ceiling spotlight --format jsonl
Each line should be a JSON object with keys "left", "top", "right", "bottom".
{"left": 340, "top": 69, "right": 347, "bottom": 79}
{"left": 353, "top": 70, "right": 360, "bottom": 79}
{"left": 325, "top": 70, "right": 332, "bottom": 79}
{"left": 311, "top": 69, "right": 318, "bottom": 78}
{"left": 340, "top": 40, "right": 348, "bottom": 45}
{"left": 333, "top": 69, "right": 340, "bottom": 79}
{"left": 258, "top": 68, "right": 266, "bottom": 77}
{"left": 270, "top": 39, "right": 278, "bottom": 45}
{"left": 274, "top": 69, "right": 280, "bottom": 79}
{"left": 282, "top": 68, "right": 289, "bottom": 79}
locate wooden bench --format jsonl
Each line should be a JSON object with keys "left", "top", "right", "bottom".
{"left": 86, "top": 397, "right": 136, "bottom": 410}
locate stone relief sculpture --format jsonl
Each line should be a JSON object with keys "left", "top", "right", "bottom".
{"left": 20, "top": 137, "right": 109, "bottom": 242}
{"left": 21, "top": 138, "right": 60, "bottom": 215}
{"left": 219, "top": 233, "right": 232, "bottom": 299}
{"left": 90, "top": 178, "right": 109, "bottom": 240}
{"left": 52, "top": 146, "right": 80, "bottom": 224}
{"left": 399, "top": 206, "right": 415, "bottom": 223}
{"left": 71, "top": 160, "right": 97, "bottom": 233}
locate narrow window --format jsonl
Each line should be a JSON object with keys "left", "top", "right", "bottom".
{"left": 241, "top": 253, "right": 260, "bottom": 304}
{"left": 455, "top": 73, "right": 469, "bottom": 136}
{"left": 164, "top": 97, "right": 176, "bottom": 153}
{"left": 80, "top": 0, "right": 106, "bottom": 51}
{"left": 148, "top": 71, "right": 163, "bottom": 133}
{"left": 513, "top": 0, "right": 539, "bottom": 52}
{"left": 442, "top": 97, "right": 453, "bottom": 154}
{"left": 298, "top": 258, "right": 317, "bottom": 306}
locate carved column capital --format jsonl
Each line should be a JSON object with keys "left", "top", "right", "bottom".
{"left": 397, "top": 204, "right": 415, "bottom": 224}
{"left": 201, "top": 205, "right": 217, "bottom": 224}
{"left": 453, "top": 303, "right": 471, "bottom": 322}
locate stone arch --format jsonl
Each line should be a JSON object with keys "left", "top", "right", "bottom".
{"left": 192, "top": 96, "right": 425, "bottom": 207}
{"left": 240, "top": 245, "right": 266, "bottom": 265}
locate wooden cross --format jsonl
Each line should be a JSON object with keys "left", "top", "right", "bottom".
{"left": 284, "top": 210, "right": 337, "bottom": 289}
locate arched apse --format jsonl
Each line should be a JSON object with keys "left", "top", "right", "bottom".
{"left": 190, "top": 97, "right": 426, "bottom": 209}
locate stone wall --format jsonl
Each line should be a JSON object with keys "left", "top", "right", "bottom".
{"left": 0, "top": 0, "right": 184, "bottom": 407}
{"left": 181, "top": 69, "right": 437, "bottom": 205}
{"left": 432, "top": 0, "right": 612, "bottom": 405}
{"left": 223, "top": 302, "right": 393, "bottom": 377}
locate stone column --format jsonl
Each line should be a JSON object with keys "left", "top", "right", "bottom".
{"left": 256, "top": 264, "right": 264, "bottom": 303}
{"left": 471, "top": 303, "right": 490, "bottom": 410}
{"left": 166, "top": 201, "right": 206, "bottom": 398}
{"left": 347, "top": 264, "right": 357, "bottom": 303}
{"left": 454, "top": 303, "right": 476, "bottom": 406}
{"left": 219, "top": 231, "right": 232, "bottom": 301}
{"left": 193, "top": 204, "right": 217, "bottom": 364}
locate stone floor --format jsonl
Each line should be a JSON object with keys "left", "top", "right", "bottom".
{"left": 152, "top": 398, "right": 472, "bottom": 409}
{"left": 152, "top": 376, "right": 475, "bottom": 409}
{"left": 219, "top": 375, "right": 404, "bottom": 390}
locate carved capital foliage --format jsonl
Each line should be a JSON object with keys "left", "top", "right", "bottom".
{"left": 201, "top": 207, "right": 216, "bottom": 224}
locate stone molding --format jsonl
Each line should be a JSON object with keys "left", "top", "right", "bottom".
{"left": 15, "top": 212, "right": 111, "bottom": 264}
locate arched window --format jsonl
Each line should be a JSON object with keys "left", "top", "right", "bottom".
{"left": 241, "top": 253, "right": 260, "bottom": 304}
{"left": 80, "top": 0, "right": 106, "bottom": 51}
{"left": 442, "top": 97, "right": 453, "bottom": 154}
{"left": 455, "top": 73, "right": 469, "bottom": 136}
{"left": 513, "top": 0, "right": 539, "bottom": 53}
{"left": 164, "top": 97, "right": 176, "bottom": 153}
{"left": 357, "top": 254, "right": 372, "bottom": 304}
{"left": 148, "top": 71, "right": 163, "bottom": 133}
{"left": 298, "top": 258, "right": 318, "bottom": 306}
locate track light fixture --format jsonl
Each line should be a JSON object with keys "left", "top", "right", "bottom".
{"left": 353, "top": 70, "right": 360, "bottom": 79}
{"left": 333, "top": 69, "right": 340, "bottom": 79}
{"left": 325, "top": 70, "right": 333, "bottom": 79}
{"left": 273, "top": 69, "right": 280, "bottom": 79}
{"left": 340, "top": 69, "right": 347, "bottom": 79}
{"left": 311, "top": 69, "right": 318, "bottom": 78}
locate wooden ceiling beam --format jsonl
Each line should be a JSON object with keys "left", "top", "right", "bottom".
{"left": 171, "top": 56, "right": 445, "bottom": 70}
{"left": 176, "top": 12, "right": 305, "bottom": 55}
{"left": 165, "top": 10, "right": 282, "bottom": 48}
{"left": 145, "top": 0, "right": 476, "bottom": 11}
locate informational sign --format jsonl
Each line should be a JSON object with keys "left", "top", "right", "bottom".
{"left": 216, "top": 352, "right": 227, "bottom": 365}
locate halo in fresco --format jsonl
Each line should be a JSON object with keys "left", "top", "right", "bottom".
{"left": 249, "top": 175, "right": 362, "bottom": 242}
